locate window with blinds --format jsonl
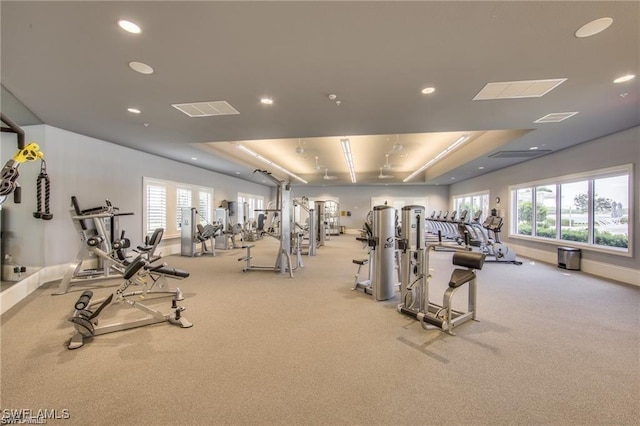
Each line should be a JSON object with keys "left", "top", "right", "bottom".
{"left": 198, "top": 191, "right": 212, "bottom": 225}
{"left": 143, "top": 177, "right": 214, "bottom": 238}
{"left": 146, "top": 184, "right": 167, "bottom": 234}
{"left": 176, "top": 188, "right": 192, "bottom": 230}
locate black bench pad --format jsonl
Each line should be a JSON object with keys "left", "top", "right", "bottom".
{"left": 448, "top": 268, "right": 476, "bottom": 288}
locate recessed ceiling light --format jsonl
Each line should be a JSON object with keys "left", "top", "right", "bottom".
{"left": 478, "top": 166, "right": 485, "bottom": 170}
{"left": 575, "top": 17, "right": 613, "bottom": 38}
{"left": 613, "top": 74, "right": 635, "bottom": 84}
{"left": 530, "top": 146, "right": 539, "bottom": 150}
{"left": 451, "top": 177, "right": 456, "bottom": 180}
{"left": 235, "top": 171, "right": 241, "bottom": 175}
{"left": 127, "top": 108, "right": 141, "bottom": 114}
{"left": 191, "top": 157, "right": 198, "bottom": 161}
{"left": 421, "top": 87, "right": 435, "bottom": 95}
{"left": 118, "top": 19, "right": 141, "bottom": 34}
{"left": 260, "top": 98, "right": 273, "bottom": 105}
{"left": 129, "top": 61, "right": 154, "bottom": 75}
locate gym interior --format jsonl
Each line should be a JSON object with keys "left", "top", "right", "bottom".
{"left": 1, "top": 2, "right": 639, "bottom": 426}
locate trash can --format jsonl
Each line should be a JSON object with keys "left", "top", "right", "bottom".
{"left": 558, "top": 247, "right": 581, "bottom": 270}
{"left": 340, "top": 226, "right": 346, "bottom": 234}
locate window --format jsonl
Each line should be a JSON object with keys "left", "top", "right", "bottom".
{"left": 514, "top": 188, "right": 533, "bottom": 235}
{"left": 593, "top": 175, "right": 629, "bottom": 249}
{"left": 198, "top": 191, "right": 212, "bottom": 226}
{"left": 176, "top": 188, "right": 192, "bottom": 230}
{"left": 237, "top": 193, "right": 265, "bottom": 226}
{"left": 143, "top": 177, "right": 213, "bottom": 238}
{"left": 145, "top": 183, "right": 166, "bottom": 234}
{"left": 509, "top": 165, "right": 632, "bottom": 254}
{"left": 452, "top": 191, "right": 489, "bottom": 222}
{"left": 535, "top": 185, "right": 556, "bottom": 238}
{"left": 560, "top": 181, "right": 588, "bottom": 243}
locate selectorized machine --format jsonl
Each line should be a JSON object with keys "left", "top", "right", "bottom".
{"left": 352, "top": 205, "right": 399, "bottom": 301}
{"left": 397, "top": 205, "right": 486, "bottom": 335}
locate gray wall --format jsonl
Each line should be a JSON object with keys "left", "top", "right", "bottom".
{"left": 291, "top": 184, "right": 449, "bottom": 229}
{"left": 16, "top": 125, "right": 270, "bottom": 267}
{"left": 450, "top": 126, "right": 639, "bottom": 270}
{"left": 1, "top": 125, "right": 46, "bottom": 268}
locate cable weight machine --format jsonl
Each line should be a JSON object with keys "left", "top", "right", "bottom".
{"left": 238, "top": 170, "right": 297, "bottom": 277}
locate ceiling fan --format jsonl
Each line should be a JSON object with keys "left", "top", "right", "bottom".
{"left": 378, "top": 167, "right": 394, "bottom": 179}
{"left": 314, "top": 156, "right": 326, "bottom": 171}
{"left": 323, "top": 168, "right": 338, "bottom": 180}
{"left": 295, "top": 139, "right": 304, "bottom": 155}
{"left": 382, "top": 153, "right": 393, "bottom": 170}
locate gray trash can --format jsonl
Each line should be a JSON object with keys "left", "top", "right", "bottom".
{"left": 558, "top": 247, "right": 581, "bottom": 270}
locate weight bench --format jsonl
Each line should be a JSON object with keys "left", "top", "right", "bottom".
{"left": 67, "top": 258, "right": 192, "bottom": 350}
{"left": 438, "top": 251, "right": 485, "bottom": 334}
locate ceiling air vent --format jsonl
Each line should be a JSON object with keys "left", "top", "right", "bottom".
{"left": 488, "top": 150, "right": 552, "bottom": 159}
{"left": 172, "top": 101, "right": 239, "bottom": 117}
{"left": 473, "top": 78, "right": 567, "bottom": 100}
{"left": 534, "top": 112, "right": 579, "bottom": 123}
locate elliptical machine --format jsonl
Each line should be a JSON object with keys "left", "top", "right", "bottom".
{"left": 479, "top": 215, "right": 522, "bottom": 265}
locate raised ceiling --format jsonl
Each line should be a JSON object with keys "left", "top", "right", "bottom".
{"left": 1, "top": 1, "right": 638, "bottom": 186}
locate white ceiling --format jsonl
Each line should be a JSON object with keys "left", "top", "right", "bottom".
{"left": 1, "top": 1, "right": 638, "bottom": 186}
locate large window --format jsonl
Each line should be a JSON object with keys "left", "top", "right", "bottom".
{"left": 560, "top": 181, "right": 589, "bottom": 243}
{"left": 509, "top": 165, "right": 632, "bottom": 254}
{"left": 453, "top": 191, "right": 490, "bottom": 222}
{"left": 536, "top": 185, "right": 556, "bottom": 238}
{"left": 143, "top": 177, "right": 214, "bottom": 237}
{"left": 593, "top": 175, "right": 629, "bottom": 249}
{"left": 514, "top": 188, "right": 533, "bottom": 235}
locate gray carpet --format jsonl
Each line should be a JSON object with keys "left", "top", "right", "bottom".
{"left": 1, "top": 235, "right": 638, "bottom": 425}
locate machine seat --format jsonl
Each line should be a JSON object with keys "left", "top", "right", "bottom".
{"left": 147, "top": 264, "right": 190, "bottom": 279}
{"left": 352, "top": 259, "right": 368, "bottom": 266}
{"left": 448, "top": 269, "right": 476, "bottom": 288}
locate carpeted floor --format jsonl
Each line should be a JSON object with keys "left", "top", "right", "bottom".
{"left": 1, "top": 235, "right": 638, "bottom": 425}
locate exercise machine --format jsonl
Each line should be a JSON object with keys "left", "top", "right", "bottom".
{"left": 293, "top": 197, "right": 317, "bottom": 256}
{"left": 67, "top": 256, "right": 192, "bottom": 350}
{"left": 397, "top": 205, "right": 486, "bottom": 335}
{"left": 238, "top": 170, "right": 297, "bottom": 277}
{"left": 53, "top": 196, "right": 133, "bottom": 295}
{"left": 0, "top": 114, "right": 53, "bottom": 218}
{"left": 180, "top": 207, "right": 222, "bottom": 256}
{"left": 470, "top": 214, "right": 522, "bottom": 265}
{"left": 352, "top": 205, "right": 398, "bottom": 301}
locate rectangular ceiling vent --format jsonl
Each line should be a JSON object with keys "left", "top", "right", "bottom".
{"left": 534, "top": 112, "right": 579, "bottom": 123}
{"left": 473, "top": 78, "right": 567, "bottom": 100}
{"left": 488, "top": 150, "right": 552, "bottom": 159}
{"left": 172, "top": 101, "right": 239, "bottom": 117}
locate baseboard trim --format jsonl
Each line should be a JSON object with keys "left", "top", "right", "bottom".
{"left": 510, "top": 243, "right": 639, "bottom": 287}
{"left": 0, "top": 264, "right": 68, "bottom": 315}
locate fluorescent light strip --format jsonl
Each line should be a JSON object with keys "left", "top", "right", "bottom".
{"left": 404, "top": 135, "right": 469, "bottom": 182}
{"left": 340, "top": 138, "right": 357, "bottom": 183}
{"left": 235, "top": 145, "right": 307, "bottom": 184}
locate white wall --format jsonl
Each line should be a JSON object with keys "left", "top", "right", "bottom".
{"left": 28, "top": 125, "right": 271, "bottom": 266}
{"left": 450, "top": 126, "right": 640, "bottom": 273}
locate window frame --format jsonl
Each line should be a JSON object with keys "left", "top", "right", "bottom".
{"left": 508, "top": 164, "right": 633, "bottom": 256}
